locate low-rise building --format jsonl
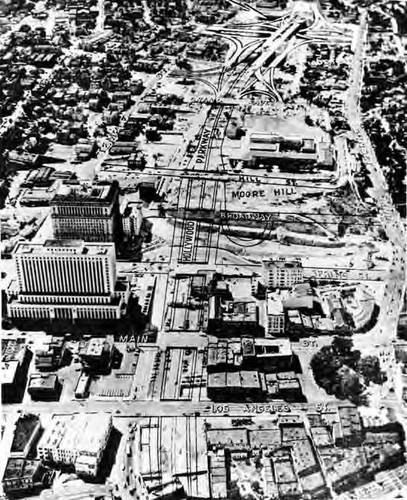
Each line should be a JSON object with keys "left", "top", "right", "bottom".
{"left": 336, "top": 406, "right": 363, "bottom": 447}
{"left": 207, "top": 370, "right": 265, "bottom": 401}
{"left": 78, "top": 336, "right": 114, "bottom": 374}
{"left": 20, "top": 186, "right": 56, "bottom": 206}
{"left": 74, "top": 372, "right": 91, "bottom": 399}
{"left": 37, "top": 413, "right": 112, "bottom": 477}
{"left": 35, "top": 338, "right": 70, "bottom": 371}
{"left": 8, "top": 151, "right": 41, "bottom": 170}
{"left": 28, "top": 373, "right": 61, "bottom": 401}
{"left": 208, "top": 296, "right": 262, "bottom": 337}
{"left": 2, "top": 458, "right": 53, "bottom": 496}
{"left": 74, "top": 138, "right": 96, "bottom": 161}
{"left": 231, "top": 132, "right": 335, "bottom": 170}
{"left": 207, "top": 337, "right": 295, "bottom": 373}
{"left": 10, "top": 414, "right": 42, "bottom": 459}
{"left": 1, "top": 339, "right": 32, "bottom": 403}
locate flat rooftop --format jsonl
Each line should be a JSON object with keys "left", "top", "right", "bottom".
{"left": 52, "top": 181, "right": 117, "bottom": 204}
{"left": 29, "top": 374, "right": 58, "bottom": 390}
{"left": 263, "top": 259, "right": 303, "bottom": 269}
{"left": 2, "top": 339, "right": 26, "bottom": 360}
{"left": 14, "top": 240, "right": 115, "bottom": 256}
{"left": 3, "top": 458, "right": 40, "bottom": 480}
{"left": 206, "top": 428, "right": 249, "bottom": 448}
{"left": 11, "top": 414, "right": 40, "bottom": 454}
{"left": 79, "top": 337, "right": 111, "bottom": 357}
{"left": 39, "top": 413, "right": 112, "bottom": 455}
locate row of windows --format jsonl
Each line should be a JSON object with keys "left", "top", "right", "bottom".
{"left": 269, "top": 269, "right": 303, "bottom": 277}
{"left": 8, "top": 304, "right": 121, "bottom": 320}
{"left": 268, "top": 315, "right": 285, "bottom": 333}
{"left": 52, "top": 205, "right": 112, "bottom": 216}
{"left": 54, "top": 220, "right": 113, "bottom": 229}
{"left": 19, "top": 294, "right": 111, "bottom": 304}
{"left": 17, "top": 257, "right": 112, "bottom": 295}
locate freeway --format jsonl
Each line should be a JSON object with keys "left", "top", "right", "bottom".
{"left": 340, "top": 10, "right": 407, "bottom": 441}
{"left": 211, "top": 0, "right": 353, "bottom": 100}
{"left": 345, "top": 10, "right": 406, "bottom": 352}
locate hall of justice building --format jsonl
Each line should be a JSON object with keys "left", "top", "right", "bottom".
{"left": 6, "top": 240, "right": 129, "bottom": 321}
{"left": 50, "top": 180, "right": 122, "bottom": 243}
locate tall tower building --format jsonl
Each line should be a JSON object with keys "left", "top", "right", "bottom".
{"left": 7, "top": 240, "right": 129, "bottom": 321}
{"left": 50, "top": 181, "right": 122, "bottom": 244}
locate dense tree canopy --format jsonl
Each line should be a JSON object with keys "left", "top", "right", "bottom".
{"left": 311, "top": 336, "right": 386, "bottom": 405}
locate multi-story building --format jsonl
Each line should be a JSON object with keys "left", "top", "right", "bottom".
{"left": 37, "top": 413, "right": 112, "bottom": 477}
{"left": 121, "top": 203, "right": 143, "bottom": 242}
{"left": 208, "top": 297, "right": 262, "bottom": 337}
{"left": 2, "top": 458, "right": 53, "bottom": 496}
{"left": 7, "top": 240, "right": 129, "bottom": 321}
{"left": 230, "top": 132, "right": 334, "bottom": 170}
{"left": 207, "top": 337, "right": 295, "bottom": 373}
{"left": 78, "top": 336, "right": 114, "bottom": 374}
{"left": 263, "top": 259, "right": 304, "bottom": 290}
{"left": 267, "top": 293, "right": 286, "bottom": 335}
{"left": 27, "top": 373, "right": 61, "bottom": 401}
{"left": 50, "top": 180, "right": 122, "bottom": 243}
{"left": 1, "top": 339, "right": 32, "bottom": 403}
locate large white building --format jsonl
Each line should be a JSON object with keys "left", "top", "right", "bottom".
{"left": 263, "top": 259, "right": 304, "bottom": 290}
{"left": 37, "top": 413, "right": 112, "bottom": 477}
{"left": 7, "top": 240, "right": 129, "bottom": 320}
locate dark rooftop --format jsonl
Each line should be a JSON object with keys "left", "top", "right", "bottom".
{"left": 3, "top": 458, "right": 40, "bottom": 480}
{"left": 10, "top": 414, "right": 40, "bottom": 454}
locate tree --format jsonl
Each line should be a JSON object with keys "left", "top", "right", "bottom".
{"left": 358, "top": 355, "right": 387, "bottom": 385}
{"left": 311, "top": 336, "right": 384, "bottom": 406}
{"left": 338, "top": 366, "right": 367, "bottom": 406}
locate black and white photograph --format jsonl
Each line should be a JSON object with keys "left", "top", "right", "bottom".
{"left": 0, "top": 0, "right": 406, "bottom": 498}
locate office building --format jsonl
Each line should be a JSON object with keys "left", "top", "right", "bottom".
{"left": 121, "top": 202, "right": 143, "bottom": 242}
{"left": 263, "top": 259, "right": 304, "bottom": 290}
{"left": 50, "top": 180, "right": 122, "bottom": 243}
{"left": 7, "top": 240, "right": 129, "bottom": 321}
{"left": 37, "top": 413, "right": 112, "bottom": 477}
{"left": 267, "top": 293, "right": 286, "bottom": 335}
{"left": 78, "top": 336, "right": 114, "bottom": 374}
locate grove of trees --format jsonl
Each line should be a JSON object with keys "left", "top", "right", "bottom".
{"left": 311, "top": 336, "right": 387, "bottom": 406}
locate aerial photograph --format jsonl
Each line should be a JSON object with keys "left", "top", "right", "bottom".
{"left": 0, "top": 0, "right": 406, "bottom": 498}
